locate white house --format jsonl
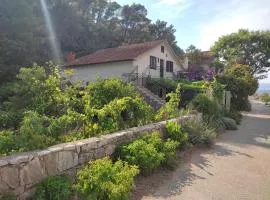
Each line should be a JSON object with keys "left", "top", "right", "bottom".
{"left": 64, "top": 40, "right": 186, "bottom": 84}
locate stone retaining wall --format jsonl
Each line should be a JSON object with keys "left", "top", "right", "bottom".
{"left": 0, "top": 114, "right": 201, "bottom": 199}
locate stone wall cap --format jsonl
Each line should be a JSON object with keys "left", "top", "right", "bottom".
{"left": 8, "top": 154, "right": 30, "bottom": 165}
{"left": 0, "top": 160, "right": 8, "bottom": 167}
{"left": 63, "top": 144, "right": 76, "bottom": 151}
{"left": 37, "top": 150, "right": 51, "bottom": 157}
{"left": 47, "top": 146, "right": 63, "bottom": 152}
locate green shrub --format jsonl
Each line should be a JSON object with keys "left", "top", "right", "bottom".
{"left": 0, "top": 65, "right": 158, "bottom": 154}
{"left": 0, "top": 195, "right": 16, "bottom": 200}
{"left": 84, "top": 78, "right": 138, "bottom": 109}
{"left": 191, "top": 94, "right": 221, "bottom": 122}
{"left": 0, "top": 131, "right": 16, "bottom": 155}
{"left": 19, "top": 111, "right": 50, "bottom": 136}
{"left": 15, "top": 131, "right": 55, "bottom": 153}
{"left": 222, "top": 117, "right": 238, "bottom": 130}
{"left": 145, "top": 78, "right": 207, "bottom": 93}
{"left": 155, "top": 84, "right": 181, "bottom": 121}
{"left": 161, "top": 139, "right": 179, "bottom": 168}
{"left": 75, "top": 157, "right": 139, "bottom": 200}
{"left": 142, "top": 132, "right": 179, "bottom": 168}
{"left": 210, "top": 78, "right": 225, "bottom": 103}
{"left": 117, "top": 132, "right": 179, "bottom": 173}
{"left": 261, "top": 93, "right": 270, "bottom": 103}
{"left": 223, "top": 109, "right": 242, "bottom": 124}
{"left": 165, "top": 121, "right": 188, "bottom": 147}
{"left": 0, "top": 129, "right": 55, "bottom": 156}
{"left": 117, "top": 133, "right": 164, "bottom": 175}
{"left": 34, "top": 175, "right": 72, "bottom": 200}
{"left": 85, "top": 97, "right": 154, "bottom": 137}
{"left": 183, "top": 120, "right": 216, "bottom": 146}
{"left": 216, "top": 64, "right": 258, "bottom": 111}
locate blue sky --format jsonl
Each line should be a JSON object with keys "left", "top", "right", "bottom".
{"left": 116, "top": 0, "right": 270, "bottom": 51}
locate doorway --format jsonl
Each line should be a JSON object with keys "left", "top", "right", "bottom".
{"left": 160, "top": 59, "right": 164, "bottom": 78}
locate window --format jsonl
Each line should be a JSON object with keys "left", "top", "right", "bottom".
{"left": 161, "top": 46, "right": 165, "bottom": 53}
{"left": 166, "top": 61, "right": 174, "bottom": 72}
{"left": 150, "top": 56, "right": 157, "bottom": 69}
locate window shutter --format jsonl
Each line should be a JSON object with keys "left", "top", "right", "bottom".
{"left": 166, "top": 61, "right": 169, "bottom": 72}
{"left": 150, "top": 56, "right": 157, "bottom": 69}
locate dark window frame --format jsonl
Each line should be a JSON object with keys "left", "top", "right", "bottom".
{"left": 161, "top": 46, "right": 165, "bottom": 53}
{"left": 150, "top": 56, "right": 157, "bottom": 69}
{"left": 166, "top": 61, "right": 174, "bottom": 72}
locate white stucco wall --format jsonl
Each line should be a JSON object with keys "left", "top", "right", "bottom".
{"left": 68, "top": 61, "right": 134, "bottom": 84}
{"left": 133, "top": 42, "right": 183, "bottom": 78}
{"left": 66, "top": 41, "right": 183, "bottom": 84}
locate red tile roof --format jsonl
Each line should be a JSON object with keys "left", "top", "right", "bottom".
{"left": 66, "top": 40, "right": 163, "bottom": 67}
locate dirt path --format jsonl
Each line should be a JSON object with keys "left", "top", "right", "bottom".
{"left": 132, "top": 100, "right": 270, "bottom": 200}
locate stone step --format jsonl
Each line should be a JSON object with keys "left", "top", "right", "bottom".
{"left": 135, "top": 85, "right": 165, "bottom": 110}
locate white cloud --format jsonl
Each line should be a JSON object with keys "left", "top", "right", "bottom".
{"left": 198, "top": 0, "right": 270, "bottom": 50}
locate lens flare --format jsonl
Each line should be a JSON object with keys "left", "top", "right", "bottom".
{"left": 40, "top": 0, "right": 62, "bottom": 63}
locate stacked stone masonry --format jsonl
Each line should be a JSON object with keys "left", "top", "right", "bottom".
{"left": 0, "top": 114, "right": 201, "bottom": 199}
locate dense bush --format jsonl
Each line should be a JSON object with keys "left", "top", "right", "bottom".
{"left": 75, "top": 157, "right": 139, "bottom": 200}
{"left": 117, "top": 132, "right": 179, "bottom": 174}
{"left": 0, "top": 129, "right": 55, "bottom": 156}
{"left": 0, "top": 196, "right": 16, "bottom": 200}
{"left": 191, "top": 94, "right": 221, "bottom": 123}
{"left": 142, "top": 132, "right": 179, "bottom": 168}
{"left": 0, "top": 131, "right": 16, "bottom": 155}
{"left": 155, "top": 84, "right": 181, "bottom": 121}
{"left": 0, "top": 64, "right": 155, "bottom": 154}
{"left": 223, "top": 109, "right": 242, "bottom": 125}
{"left": 145, "top": 78, "right": 207, "bottom": 108}
{"left": 183, "top": 120, "right": 216, "bottom": 146}
{"left": 83, "top": 78, "right": 138, "bottom": 109}
{"left": 34, "top": 175, "right": 72, "bottom": 200}
{"left": 160, "top": 139, "right": 179, "bottom": 168}
{"left": 210, "top": 78, "right": 225, "bottom": 103}
{"left": 165, "top": 121, "right": 188, "bottom": 147}
{"left": 0, "top": 64, "right": 82, "bottom": 129}
{"left": 85, "top": 97, "right": 153, "bottom": 137}
{"left": 217, "top": 64, "right": 258, "bottom": 111}
{"left": 260, "top": 93, "right": 270, "bottom": 103}
{"left": 222, "top": 117, "right": 238, "bottom": 130}
{"left": 146, "top": 78, "right": 207, "bottom": 93}
{"left": 117, "top": 133, "right": 164, "bottom": 175}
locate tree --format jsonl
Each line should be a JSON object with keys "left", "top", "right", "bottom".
{"left": 150, "top": 20, "right": 184, "bottom": 56}
{"left": 185, "top": 45, "right": 201, "bottom": 65}
{"left": 0, "top": 0, "right": 185, "bottom": 84}
{"left": 211, "top": 29, "right": 270, "bottom": 77}
{"left": 0, "top": 0, "right": 50, "bottom": 84}
{"left": 120, "top": 4, "right": 151, "bottom": 43}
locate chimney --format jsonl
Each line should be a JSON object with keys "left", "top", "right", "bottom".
{"left": 66, "top": 52, "right": 76, "bottom": 62}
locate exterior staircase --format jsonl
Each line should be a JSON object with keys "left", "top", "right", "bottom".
{"left": 135, "top": 85, "right": 165, "bottom": 110}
